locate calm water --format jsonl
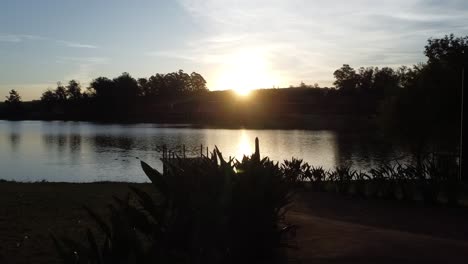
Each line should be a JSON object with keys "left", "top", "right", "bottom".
{"left": 0, "top": 120, "right": 408, "bottom": 182}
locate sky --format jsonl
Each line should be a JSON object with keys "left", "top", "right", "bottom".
{"left": 1, "top": 0, "right": 468, "bottom": 100}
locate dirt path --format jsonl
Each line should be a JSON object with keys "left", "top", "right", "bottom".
{"left": 289, "top": 207, "right": 468, "bottom": 263}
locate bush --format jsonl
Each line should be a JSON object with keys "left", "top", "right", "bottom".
{"left": 52, "top": 139, "right": 298, "bottom": 264}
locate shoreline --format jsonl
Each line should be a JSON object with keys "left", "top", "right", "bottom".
{"left": 0, "top": 113, "right": 377, "bottom": 131}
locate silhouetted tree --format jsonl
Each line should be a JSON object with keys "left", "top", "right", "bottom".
{"left": 5, "top": 89, "right": 21, "bottom": 104}
{"left": 113, "top": 72, "right": 140, "bottom": 102}
{"left": 4, "top": 89, "right": 23, "bottom": 117}
{"left": 357, "top": 67, "right": 374, "bottom": 92}
{"left": 55, "top": 83, "right": 68, "bottom": 102}
{"left": 189, "top": 72, "right": 208, "bottom": 93}
{"left": 137, "top": 78, "right": 150, "bottom": 97}
{"left": 148, "top": 73, "right": 166, "bottom": 98}
{"left": 425, "top": 34, "right": 468, "bottom": 67}
{"left": 164, "top": 69, "right": 191, "bottom": 96}
{"left": 373, "top": 67, "right": 399, "bottom": 97}
{"left": 66, "top": 80, "right": 82, "bottom": 100}
{"left": 89, "top": 77, "right": 115, "bottom": 100}
{"left": 333, "top": 64, "right": 359, "bottom": 93}
{"left": 41, "top": 89, "right": 58, "bottom": 103}
{"left": 381, "top": 34, "right": 467, "bottom": 156}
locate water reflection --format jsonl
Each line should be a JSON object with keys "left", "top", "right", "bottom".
{"left": 9, "top": 133, "right": 20, "bottom": 151}
{"left": 0, "top": 121, "right": 409, "bottom": 182}
{"left": 42, "top": 134, "right": 68, "bottom": 156}
{"left": 236, "top": 130, "right": 254, "bottom": 158}
{"left": 334, "top": 131, "right": 407, "bottom": 169}
{"left": 6, "top": 122, "right": 21, "bottom": 152}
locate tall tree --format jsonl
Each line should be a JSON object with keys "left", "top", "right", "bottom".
{"left": 113, "top": 72, "right": 139, "bottom": 101}
{"left": 333, "top": 64, "right": 359, "bottom": 93}
{"left": 55, "top": 82, "right": 68, "bottom": 102}
{"left": 89, "top": 77, "right": 115, "bottom": 100}
{"left": 356, "top": 67, "right": 374, "bottom": 92}
{"left": 148, "top": 73, "right": 167, "bottom": 98}
{"left": 189, "top": 72, "right": 208, "bottom": 93}
{"left": 381, "top": 34, "right": 467, "bottom": 156}
{"left": 4, "top": 89, "right": 22, "bottom": 116}
{"left": 66, "top": 80, "right": 82, "bottom": 100}
{"left": 41, "top": 89, "right": 58, "bottom": 103}
{"left": 373, "top": 67, "right": 399, "bottom": 97}
{"left": 137, "top": 78, "right": 150, "bottom": 97}
{"left": 5, "top": 89, "right": 21, "bottom": 104}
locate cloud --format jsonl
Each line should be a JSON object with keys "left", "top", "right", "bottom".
{"left": 56, "top": 56, "right": 109, "bottom": 64}
{"left": 55, "top": 56, "right": 109, "bottom": 84}
{"left": 146, "top": 51, "right": 196, "bottom": 61}
{"left": 159, "top": 0, "right": 468, "bottom": 88}
{"left": 0, "top": 34, "right": 98, "bottom": 49}
{"left": 56, "top": 40, "right": 98, "bottom": 49}
{"left": 0, "top": 34, "right": 44, "bottom": 42}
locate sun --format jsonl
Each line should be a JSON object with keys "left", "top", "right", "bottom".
{"left": 235, "top": 87, "right": 251, "bottom": 96}
{"left": 213, "top": 50, "right": 280, "bottom": 96}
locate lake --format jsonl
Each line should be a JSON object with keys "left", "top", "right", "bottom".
{"left": 0, "top": 120, "right": 408, "bottom": 182}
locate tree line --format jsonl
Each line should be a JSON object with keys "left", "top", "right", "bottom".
{"left": 39, "top": 70, "right": 208, "bottom": 104}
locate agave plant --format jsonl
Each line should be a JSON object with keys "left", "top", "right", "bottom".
{"left": 282, "top": 158, "right": 314, "bottom": 187}
{"left": 308, "top": 166, "right": 327, "bottom": 191}
{"left": 352, "top": 171, "right": 370, "bottom": 198}
{"left": 392, "top": 163, "right": 416, "bottom": 201}
{"left": 328, "top": 166, "right": 356, "bottom": 194}
{"left": 52, "top": 139, "right": 298, "bottom": 264}
{"left": 418, "top": 158, "right": 443, "bottom": 205}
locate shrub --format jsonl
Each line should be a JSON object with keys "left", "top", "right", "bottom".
{"left": 52, "top": 139, "right": 298, "bottom": 264}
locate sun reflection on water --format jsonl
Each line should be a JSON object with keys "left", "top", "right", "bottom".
{"left": 235, "top": 130, "right": 254, "bottom": 160}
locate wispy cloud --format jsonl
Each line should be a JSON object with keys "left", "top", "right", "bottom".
{"left": 55, "top": 57, "right": 109, "bottom": 64}
{"left": 56, "top": 56, "right": 110, "bottom": 84}
{"left": 0, "top": 34, "right": 44, "bottom": 42}
{"left": 56, "top": 40, "right": 98, "bottom": 49}
{"left": 0, "top": 34, "right": 98, "bottom": 49}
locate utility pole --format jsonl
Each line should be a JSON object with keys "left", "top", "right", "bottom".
{"left": 461, "top": 50, "right": 466, "bottom": 182}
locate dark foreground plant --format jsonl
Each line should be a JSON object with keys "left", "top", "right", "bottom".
{"left": 52, "top": 139, "right": 298, "bottom": 264}
{"left": 302, "top": 156, "right": 461, "bottom": 205}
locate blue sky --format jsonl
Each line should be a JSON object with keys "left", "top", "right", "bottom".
{"left": 1, "top": 0, "right": 468, "bottom": 100}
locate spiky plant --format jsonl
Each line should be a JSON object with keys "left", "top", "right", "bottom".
{"left": 328, "top": 166, "right": 356, "bottom": 195}
{"left": 52, "top": 139, "right": 298, "bottom": 264}
{"left": 309, "top": 166, "right": 327, "bottom": 191}
{"left": 352, "top": 171, "right": 370, "bottom": 198}
{"left": 282, "top": 158, "right": 312, "bottom": 187}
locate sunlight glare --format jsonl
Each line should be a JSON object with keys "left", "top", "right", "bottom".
{"left": 236, "top": 130, "right": 253, "bottom": 159}
{"left": 213, "top": 50, "right": 280, "bottom": 95}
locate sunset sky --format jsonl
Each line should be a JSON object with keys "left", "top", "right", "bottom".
{"left": 1, "top": 0, "right": 468, "bottom": 100}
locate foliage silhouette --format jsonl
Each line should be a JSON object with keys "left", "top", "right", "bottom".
{"left": 285, "top": 155, "right": 460, "bottom": 206}
{"left": 52, "top": 140, "right": 298, "bottom": 264}
{"left": 3, "top": 89, "right": 23, "bottom": 118}
{"left": 5, "top": 89, "right": 21, "bottom": 104}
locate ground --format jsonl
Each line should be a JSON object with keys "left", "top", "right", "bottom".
{"left": 1, "top": 182, "right": 468, "bottom": 263}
